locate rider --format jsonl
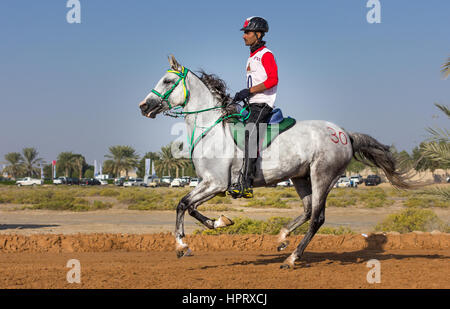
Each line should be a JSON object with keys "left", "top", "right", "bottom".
{"left": 229, "top": 16, "right": 279, "bottom": 198}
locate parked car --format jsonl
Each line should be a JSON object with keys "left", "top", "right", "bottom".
{"left": 16, "top": 177, "right": 43, "bottom": 187}
{"left": 189, "top": 178, "right": 200, "bottom": 187}
{"left": 350, "top": 174, "right": 363, "bottom": 185}
{"left": 53, "top": 177, "right": 65, "bottom": 185}
{"left": 147, "top": 178, "right": 161, "bottom": 188}
{"left": 123, "top": 178, "right": 144, "bottom": 187}
{"left": 66, "top": 178, "right": 79, "bottom": 185}
{"left": 80, "top": 178, "right": 101, "bottom": 186}
{"left": 170, "top": 178, "right": 184, "bottom": 187}
{"left": 114, "top": 177, "right": 126, "bottom": 186}
{"left": 180, "top": 176, "right": 191, "bottom": 185}
{"left": 161, "top": 176, "right": 173, "bottom": 185}
{"left": 98, "top": 179, "right": 108, "bottom": 185}
{"left": 336, "top": 176, "right": 352, "bottom": 188}
{"left": 365, "top": 175, "right": 381, "bottom": 186}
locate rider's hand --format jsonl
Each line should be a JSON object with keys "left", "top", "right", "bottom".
{"left": 232, "top": 88, "right": 251, "bottom": 103}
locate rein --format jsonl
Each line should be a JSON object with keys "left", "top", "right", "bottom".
{"left": 151, "top": 66, "right": 250, "bottom": 160}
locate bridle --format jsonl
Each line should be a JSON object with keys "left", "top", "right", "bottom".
{"left": 149, "top": 66, "right": 250, "bottom": 160}
{"left": 151, "top": 66, "right": 190, "bottom": 111}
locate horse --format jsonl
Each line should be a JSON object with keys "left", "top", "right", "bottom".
{"left": 139, "top": 55, "right": 412, "bottom": 269}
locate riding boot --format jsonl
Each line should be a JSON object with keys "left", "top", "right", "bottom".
{"left": 229, "top": 130, "right": 254, "bottom": 198}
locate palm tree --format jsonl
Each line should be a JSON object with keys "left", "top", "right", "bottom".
{"left": 105, "top": 145, "right": 139, "bottom": 178}
{"left": 71, "top": 154, "right": 86, "bottom": 179}
{"left": 3, "top": 152, "right": 24, "bottom": 179}
{"left": 57, "top": 152, "right": 76, "bottom": 177}
{"left": 442, "top": 57, "right": 450, "bottom": 79}
{"left": 422, "top": 103, "right": 450, "bottom": 167}
{"left": 102, "top": 160, "right": 116, "bottom": 177}
{"left": 155, "top": 145, "right": 179, "bottom": 177}
{"left": 175, "top": 157, "right": 190, "bottom": 178}
{"left": 22, "top": 147, "right": 44, "bottom": 177}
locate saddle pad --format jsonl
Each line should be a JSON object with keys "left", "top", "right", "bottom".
{"left": 228, "top": 117, "right": 296, "bottom": 151}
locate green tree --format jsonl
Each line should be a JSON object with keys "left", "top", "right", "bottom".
{"left": 43, "top": 164, "right": 53, "bottom": 179}
{"left": 154, "top": 144, "right": 183, "bottom": 177}
{"left": 421, "top": 103, "right": 450, "bottom": 167}
{"left": 346, "top": 157, "right": 366, "bottom": 174}
{"left": 71, "top": 154, "right": 86, "bottom": 179}
{"left": 102, "top": 160, "right": 116, "bottom": 177}
{"left": 137, "top": 152, "right": 160, "bottom": 178}
{"left": 21, "top": 147, "right": 44, "bottom": 177}
{"left": 84, "top": 168, "right": 94, "bottom": 179}
{"left": 412, "top": 145, "right": 440, "bottom": 172}
{"left": 104, "top": 145, "right": 139, "bottom": 178}
{"left": 3, "top": 152, "right": 24, "bottom": 179}
{"left": 442, "top": 57, "right": 450, "bottom": 79}
{"left": 56, "top": 152, "right": 76, "bottom": 177}
{"left": 397, "top": 150, "right": 414, "bottom": 170}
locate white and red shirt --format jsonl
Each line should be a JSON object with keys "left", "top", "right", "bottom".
{"left": 246, "top": 46, "right": 278, "bottom": 108}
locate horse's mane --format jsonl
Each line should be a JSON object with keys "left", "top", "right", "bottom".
{"left": 196, "top": 70, "right": 238, "bottom": 120}
{"left": 197, "top": 70, "right": 232, "bottom": 106}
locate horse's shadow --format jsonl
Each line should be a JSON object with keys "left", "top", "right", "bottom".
{"left": 199, "top": 234, "right": 449, "bottom": 269}
{"left": 0, "top": 224, "right": 59, "bottom": 231}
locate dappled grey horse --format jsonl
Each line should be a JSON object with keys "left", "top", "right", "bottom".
{"left": 139, "top": 55, "right": 411, "bottom": 269}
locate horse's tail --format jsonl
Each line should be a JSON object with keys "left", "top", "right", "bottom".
{"left": 348, "top": 132, "right": 414, "bottom": 189}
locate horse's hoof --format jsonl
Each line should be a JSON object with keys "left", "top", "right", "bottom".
{"left": 214, "top": 215, "right": 234, "bottom": 228}
{"left": 280, "top": 264, "right": 291, "bottom": 270}
{"left": 277, "top": 241, "right": 290, "bottom": 252}
{"left": 176, "top": 247, "right": 193, "bottom": 258}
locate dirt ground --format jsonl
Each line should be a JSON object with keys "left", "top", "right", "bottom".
{"left": 0, "top": 233, "right": 448, "bottom": 289}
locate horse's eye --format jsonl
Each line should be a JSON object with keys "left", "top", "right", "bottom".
{"left": 163, "top": 79, "right": 172, "bottom": 85}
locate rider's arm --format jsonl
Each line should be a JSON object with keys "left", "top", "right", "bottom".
{"left": 249, "top": 52, "right": 278, "bottom": 94}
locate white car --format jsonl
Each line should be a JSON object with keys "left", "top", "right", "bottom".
{"left": 16, "top": 177, "right": 43, "bottom": 187}
{"left": 123, "top": 178, "right": 144, "bottom": 187}
{"left": 53, "top": 177, "right": 64, "bottom": 185}
{"left": 161, "top": 176, "right": 173, "bottom": 185}
{"left": 189, "top": 178, "right": 200, "bottom": 187}
{"left": 171, "top": 178, "right": 184, "bottom": 187}
{"left": 350, "top": 175, "right": 363, "bottom": 185}
{"left": 336, "top": 177, "right": 351, "bottom": 188}
{"left": 98, "top": 179, "right": 108, "bottom": 186}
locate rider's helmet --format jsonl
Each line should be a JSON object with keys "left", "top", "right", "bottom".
{"left": 240, "top": 16, "right": 269, "bottom": 33}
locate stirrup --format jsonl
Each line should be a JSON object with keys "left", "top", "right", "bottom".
{"left": 228, "top": 183, "right": 253, "bottom": 199}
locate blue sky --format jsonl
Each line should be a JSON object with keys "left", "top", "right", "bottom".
{"left": 0, "top": 0, "right": 449, "bottom": 166}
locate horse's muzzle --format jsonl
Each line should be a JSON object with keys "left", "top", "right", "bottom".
{"left": 139, "top": 99, "right": 162, "bottom": 119}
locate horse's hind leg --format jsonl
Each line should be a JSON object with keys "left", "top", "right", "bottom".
{"left": 281, "top": 164, "right": 337, "bottom": 269}
{"left": 277, "top": 177, "right": 312, "bottom": 251}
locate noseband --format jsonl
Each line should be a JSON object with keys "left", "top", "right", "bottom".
{"left": 150, "top": 66, "right": 190, "bottom": 110}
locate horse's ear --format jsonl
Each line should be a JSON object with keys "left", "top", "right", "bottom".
{"left": 168, "top": 54, "right": 181, "bottom": 71}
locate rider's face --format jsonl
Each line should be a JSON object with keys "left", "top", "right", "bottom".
{"left": 243, "top": 31, "right": 261, "bottom": 46}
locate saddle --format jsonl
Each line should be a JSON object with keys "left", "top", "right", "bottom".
{"left": 228, "top": 106, "right": 296, "bottom": 151}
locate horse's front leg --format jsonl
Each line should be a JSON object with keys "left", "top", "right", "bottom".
{"left": 175, "top": 180, "right": 232, "bottom": 258}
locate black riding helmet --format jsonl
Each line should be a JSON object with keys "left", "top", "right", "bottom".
{"left": 240, "top": 16, "right": 269, "bottom": 33}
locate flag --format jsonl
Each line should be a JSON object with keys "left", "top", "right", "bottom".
{"left": 99, "top": 161, "right": 102, "bottom": 175}
{"left": 94, "top": 160, "right": 98, "bottom": 177}
{"left": 145, "top": 159, "right": 150, "bottom": 177}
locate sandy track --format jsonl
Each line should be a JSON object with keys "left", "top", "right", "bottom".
{"left": 0, "top": 233, "right": 449, "bottom": 289}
